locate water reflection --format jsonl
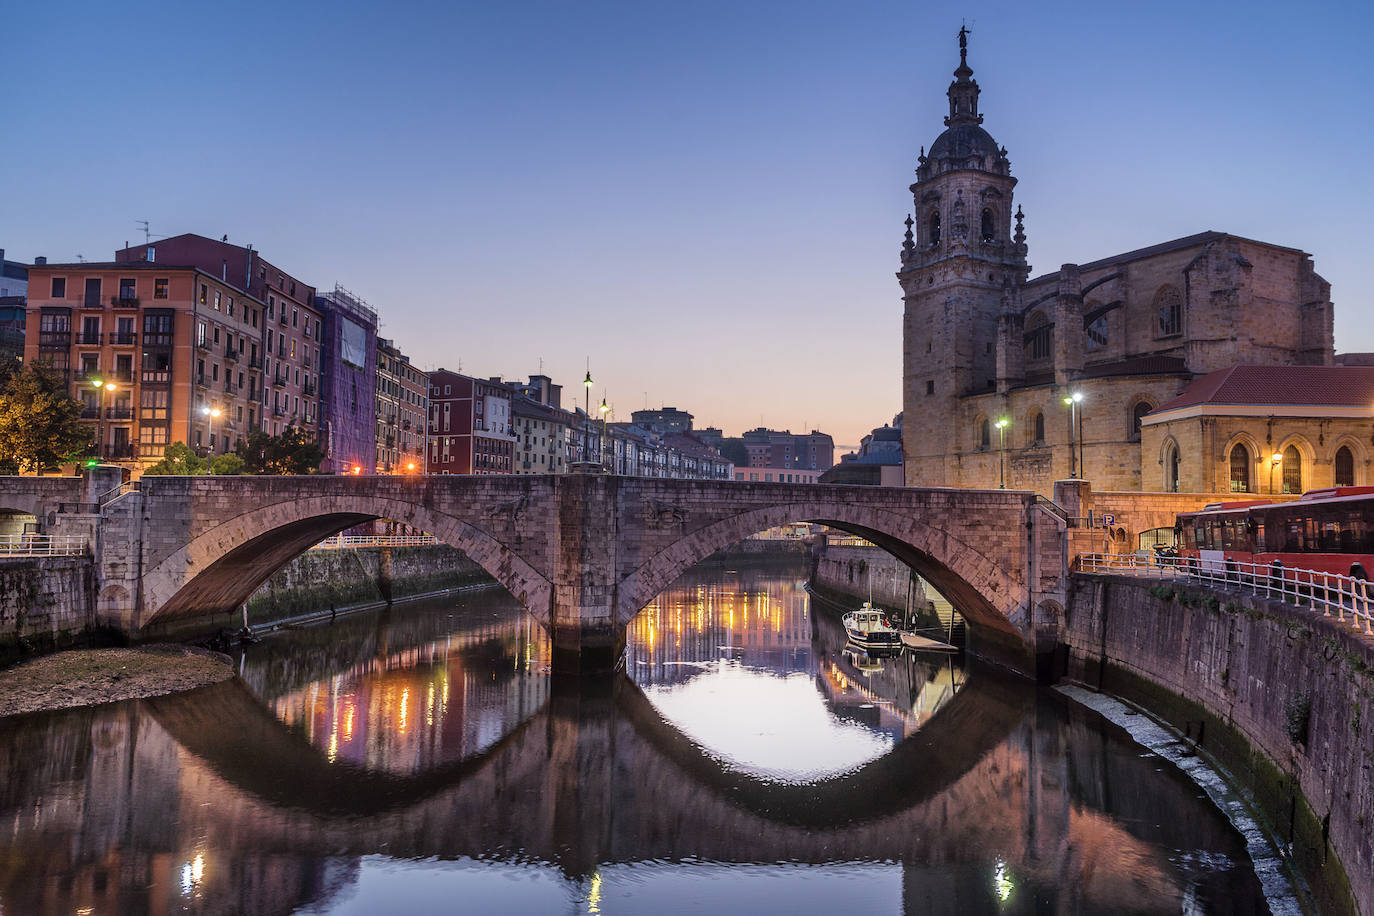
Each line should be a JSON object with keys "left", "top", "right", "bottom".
{"left": 0, "top": 562, "right": 1269, "bottom": 914}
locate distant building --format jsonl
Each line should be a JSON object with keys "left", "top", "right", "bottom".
{"left": 631, "top": 406, "right": 693, "bottom": 433}
{"left": 375, "top": 337, "right": 428, "bottom": 474}
{"left": 428, "top": 370, "right": 515, "bottom": 474}
{"left": 0, "top": 249, "right": 29, "bottom": 298}
{"left": 730, "top": 427, "right": 835, "bottom": 482}
{"left": 314, "top": 285, "right": 378, "bottom": 474}
{"left": 1, "top": 250, "right": 31, "bottom": 364}
{"left": 23, "top": 261, "right": 287, "bottom": 471}
{"left": 821, "top": 416, "right": 904, "bottom": 486}
{"left": 513, "top": 395, "right": 574, "bottom": 474}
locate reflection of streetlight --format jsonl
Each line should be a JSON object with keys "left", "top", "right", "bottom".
{"left": 995, "top": 417, "right": 1009, "bottom": 489}
{"left": 92, "top": 379, "right": 117, "bottom": 458}
{"left": 405, "top": 461, "right": 416, "bottom": 473}
{"left": 200, "top": 405, "right": 222, "bottom": 455}
{"left": 1062, "top": 391, "right": 1083, "bottom": 478}
{"left": 1270, "top": 451, "right": 1283, "bottom": 494}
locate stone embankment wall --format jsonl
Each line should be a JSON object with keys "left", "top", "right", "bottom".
{"left": 245, "top": 544, "right": 491, "bottom": 623}
{"left": 0, "top": 557, "right": 95, "bottom": 662}
{"left": 706, "top": 539, "right": 809, "bottom": 562}
{"left": 1063, "top": 574, "right": 1372, "bottom": 916}
{"left": 811, "top": 545, "right": 915, "bottom": 609}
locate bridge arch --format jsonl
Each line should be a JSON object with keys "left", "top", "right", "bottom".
{"left": 615, "top": 500, "right": 1029, "bottom": 642}
{"left": 139, "top": 493, "right": 551, "bottom": 630}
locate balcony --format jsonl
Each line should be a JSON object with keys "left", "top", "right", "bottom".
{"left": 303, "top": 381, "right": 316, "bottom": 396}
{"left": 38, "top": 332, "right": 71, "bottom": 348}
{"left": 80, "top": 407, "right": 99, "bottom": 419}
{"left": 274, "top": 405, "right": 287, "bottom": 417}
{"left": 77, "top": 332, "right": 102, "bottom": 346}
{"left": 195, "top": 373, "right": 209, "bottom": 388}
{"left": 111, "top": 332, "right": 137, "bottom": 346}
{"left": 112, "top": 369, "right": 134, "bottom": 383}
{"left": 101, "top": 444, "right": 138, "bottom": 459}
{"left": 224, "top": 379, "right": 238, "bottom": 395}
{"left": 108, "top": 408, "right": 133, "bottom": 420}
{"left": 224, "top": 347, "right": 239, "bottom": 362}
{"left": 273, "top": 372, "right": 288, "bottom": 387}
{"left": 195, "top": 339, "right": 212, "bottom": 352}
{"left": 248, "top": 354, "right": 263, "bottom": 370}
{"left": 110, "top": 295, "right": 140, "bottom": 308}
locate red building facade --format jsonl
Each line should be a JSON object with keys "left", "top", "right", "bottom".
{"left": 427, "top": 370, "right": 515, "bottom": 474}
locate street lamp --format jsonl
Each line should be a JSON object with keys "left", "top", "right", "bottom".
{"left": 599, "top": 396, "right": 611, "bottom": 470}
{"left": 583, "top": 368, "right": 594, "bottom": 463}
{"left": 1270, "top": 451, "right": 1283, "bottom": 494}
{"left": 1062, "top": 391, "right": 1084, "bottom": 479}
{"left": 92, "top": 379, "right": 117, "bottom": 458}
{"left": 200, "top": 405, "right": 222, "bottom": 455}
{"left": 995, "top": 417, "right": 1009, "bottom": 489}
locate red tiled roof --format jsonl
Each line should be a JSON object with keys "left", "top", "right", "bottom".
{"left": 1154, "top": 365, "right": 1374, "bottom": 412}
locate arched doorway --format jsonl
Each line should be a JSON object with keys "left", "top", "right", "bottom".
{"left": 1228, "top": 443, "right": 1251, "bottom": 493}
{"left": 1335, "top": 446, "right": 1355, "bottom": 487}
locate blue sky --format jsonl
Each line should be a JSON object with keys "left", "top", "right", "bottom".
{"left": 6, "top": 0, "right": 1371, "bottom": 448}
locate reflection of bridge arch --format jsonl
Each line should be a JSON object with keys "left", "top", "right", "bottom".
{"left": 140, "top": 491, "right": 552, "bottom": 630}
{"left": 148, "top": 665, "right": 1027, "bottom": 831}
{"left": 617, "top": 500, "right": 1027, "bottom": 643}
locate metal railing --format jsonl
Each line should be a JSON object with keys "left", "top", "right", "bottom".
{"left": 1079, "top": 552, "right": 1372, "bottom": 635}
{"left": 0, "top": 535, "right": 89, "bottom": 557}
{"left": 311, "top": 534, "right": 439, "bottom": 550}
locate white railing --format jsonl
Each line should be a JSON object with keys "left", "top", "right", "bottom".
{"left": 310, "top": 534, "right": 439, "bottom": 550}
{"left": 0, "top": 535, "right": 89, "bottom": 557}
{"left": 1079, "top": 552, "right": 1373, "bottom": 635}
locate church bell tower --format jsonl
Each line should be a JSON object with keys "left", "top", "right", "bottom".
{"left": 899, "top": 28, "right": 1028, "bottom": 486}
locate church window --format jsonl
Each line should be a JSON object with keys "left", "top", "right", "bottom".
{"left": 978, "top": 419, "right": 990, "bottom": 451}
{"left": 1028, "top": 410, "right": 1045, "bottom": 446}
{"left": 980, "top": 208, "right": 995, "bottom": 244}
{"left": 1282, "top": 445, "right": 1302, "bottom": 494}
{"left": 1025, "top": 312, "right": 1052, "bottom": 361}
{"left": 927, "top": 211, "right": 940, "bottom": 247}
{"left": 1164, "top": 441, "right": 1180, "bottom": 492}
{"left": 1335, "top": 446, "right": 1355, "bottom": 487}
{"left": 1129, "top": 401, "right": 1152, "bottom": 442}
{"left": 1085, "top": 315, "right": 1108, "bottom": 351}
{"left": 1154, "top": 285, "right": 1183, "bottom": 337}
{"left": 1229, "top": 443, "right": 1251, "bottom": 493}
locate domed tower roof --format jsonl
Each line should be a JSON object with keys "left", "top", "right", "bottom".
{"left": 915, "top": 28, "right": 1011, "bottom": 181}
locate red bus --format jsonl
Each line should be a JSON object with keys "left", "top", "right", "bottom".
{"left": 1177, "top": 487, "right": 1374, "bottom": 580}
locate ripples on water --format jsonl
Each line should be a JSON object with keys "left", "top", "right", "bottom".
{"left": 0, "top": 561, "right": 1267, "bottom": 914}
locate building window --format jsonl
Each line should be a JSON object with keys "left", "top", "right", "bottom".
{"left": 84, "top": 278, "right": 102, "bottom": 307}
{"left": 1164, "top": 441, "right": 1180, "bottom": 492}
{"left": 119, "top": 278, "right": 136, "bottom": 300}
{"left": 1129, "top": 401, "right": 1152, "bottom": 442}
{"left": 154, "top": 278, "right": 168, "bottom": 299}
{"left": 1085, "top": 315, "right": 1107, "bottom": 351}
{"left": 927, "top": 211, "right": 940, "bottom": 247}
{"left": 199, "top": 284, "right": 208, "bottom": 305}
{"left": 1282, "top": 445, "right": 1302, "bottom": 494}
{"left": 978, "top": 419, "right": 990, "bottom": 451}
{"left": 1335, "top": 446, "right": 1355, "bottom": 487}
{"left": 980, "top": 208, "right": 995, "bottom": 244}
{"left": 925, "top": 380, "right": 934, "bottom": 395}
{"left": 1229, "top": 443, "right": 1251, "bottom": 493}
{"left": 50, "top": 277, "right": 66, "bottom": 298}
{"left": 1155, "top": 285, "right": 1183, "bottom": 337}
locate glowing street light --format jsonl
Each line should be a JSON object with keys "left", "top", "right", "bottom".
{"left": 91, "top": 379, "right": 117, "bottom": 459}
{"left": 583, "top": 367, "right": 594, "bottom": 464}
{"left": 1062, "top": 391, "right": 1084, "bottom": 479}
{"left": 1270, "top": 451, "right": 1283, "bottom": 494}
{"left": 994, "top": 417, "right": 1009, "bottom": 489}
{"left": 200, "top": 405, "right": 222, "bottom": 455}
{"left": 599, "top": 396, "right": 611, "bottom": 470}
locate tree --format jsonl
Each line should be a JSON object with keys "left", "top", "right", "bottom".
{"left": 236, "top": 423, "right": 324, "bottom": 475}
{"left": 143, "top": 442, "right": 205, "bottom": 476}
{"left": 208, "top": 453, "right": 245, "bottom": 475}
{"left": 0, "top": 360, "right": 92, "bottom": 474}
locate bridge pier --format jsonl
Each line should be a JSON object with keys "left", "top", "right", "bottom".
{"left": 551, "top": 475, "right": 626, "bottom": 676}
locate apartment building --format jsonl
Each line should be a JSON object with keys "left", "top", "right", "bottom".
{"left": 427, "top": 369, "right": 515, "bottom": 474}
{"left": 376, "top": 337, "right": 428, "bottom": 473}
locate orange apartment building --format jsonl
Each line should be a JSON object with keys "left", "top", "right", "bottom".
{"left": 23, "top": 261, "right": 320, "bottom": 474}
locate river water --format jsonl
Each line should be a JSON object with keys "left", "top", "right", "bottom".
{"left": 0, "top": 560, "right": 1269, "bottom": 914}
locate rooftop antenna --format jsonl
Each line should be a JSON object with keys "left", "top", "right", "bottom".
{"left": 137, "top": 220, "right": 151, "bottom": 244}
{"left": 75, "top": 254, "right": 85, "bottom": 263}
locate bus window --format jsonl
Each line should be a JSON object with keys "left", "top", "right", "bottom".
{"left": 1194, "top": 523, "right": 1206, "bottom": 550}
{"left": 1221, "top": 519, "right": 1236, "bottom": 550}
{"left": 1285, "top": 520, "right": 1305, "bottom": 552}
{"left": 1320, "top": 519, "right": 1340, "bottom": 552}
{"left": 1254, "top": 520, "right": 1267, "bottom": 552}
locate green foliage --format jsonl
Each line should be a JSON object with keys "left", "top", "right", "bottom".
{"left": 208, "top": 453, "right": 245, "bottom": 475}
{"left": 1148, "top": 585, "right": 1176, "bottom": 601}
{"left": 1284, "top": 691, "right": 1312, "bottom": 746}
{"left": 716, "top": 438, "right": 749, "bottom": 468}
{"left": 144, "top": 442, "right": 206, "bottom": 476}
{"left": 0, "top": 359, "right": 92, "bottom": 473}
{"left": 236, "top": 424, "right": 324, "bottom": 475}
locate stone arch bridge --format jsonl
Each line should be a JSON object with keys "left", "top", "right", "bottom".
{"left": 16, "top": 472, "right": 1075, "bottom": 673}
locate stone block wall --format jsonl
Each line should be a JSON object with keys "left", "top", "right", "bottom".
{"left": 1062, "top": 574, "right": 1372, "bottom": 915}
{"left": 0, "top": 557, "right": 94, "bottom": 661}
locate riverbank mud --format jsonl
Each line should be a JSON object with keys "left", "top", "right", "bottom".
{"left": 0, "top": 646, "right": 234, "bottom": 717}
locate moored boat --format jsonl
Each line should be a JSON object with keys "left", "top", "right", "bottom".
{"left": 842, "top": 602, "right": 903, "bottom": 650}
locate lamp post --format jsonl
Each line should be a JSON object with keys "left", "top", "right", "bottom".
{"left": 583, "top": 368, "right": 593, "bottom": 463}
{"left": 995, "top": 417, "right": 1009, "bottom": 489}
{"left": 1270, "top": 451, "right": 1283, "bottom": 494}
{"left": 91, "top": 379, "right": 117, "bottom": 458}
{"left": 1062, "top": 391, "right": 1083, "bottom": 478}
{"left": 599, "top": 396, "right": 611, "bottom": 470}
{"left": 200, "top": 405, "right": 221, "bottom": 456}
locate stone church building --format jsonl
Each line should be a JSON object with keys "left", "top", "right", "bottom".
{"left": 900, "top": 31, "right": 1369, "bottom": 496}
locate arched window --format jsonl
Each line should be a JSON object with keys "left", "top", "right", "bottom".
{"left": 1130, "top": 401, "right": 1152, "bottom": 442}
{"left": 1164, "top": 441, "right": 1180, "bottom": 492}
{"left": 1335, "top": 446, "right": 1355, "bottom": 487}
{"left": 1085, "top": 315, "right": 1107, "bottom": 351}
{"left": 1025, "top": 311, "right": 1052, "bottom": 362}
{"left": 1229, "top": 443, "right": 1251, "bottom": 493}
{"left": 980, "top": 208, "right": 995, "bottom": 244}
{"left": 1154, "top": 285, "right": 1183, "bottom": 337}
{"left": 1030, "top": 410, "right": 1045, "bottom": 446}
{"left": 1282, "top": 444, "right": 1302, "bottom": 494}
{"left": 978, "top": 418, "right": 990, "bottom": 450}
{"left": 928, "top": 211, "right": 941, "bottom": 247}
